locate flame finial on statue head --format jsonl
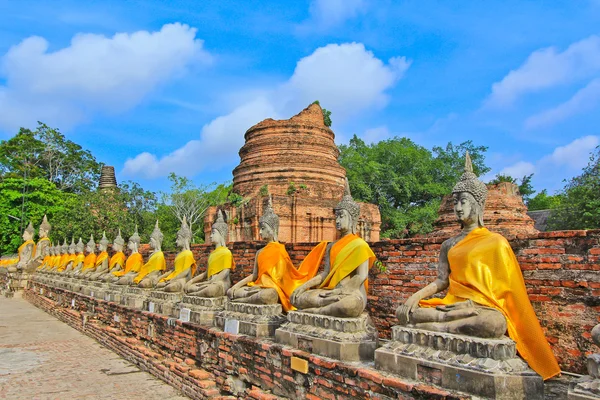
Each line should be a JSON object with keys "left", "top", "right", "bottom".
{"left": 151, "top": 220, "right": 164, "bottom": 243}
{"left": 335, "top": 178, "right": 360, "bottom": 223}
{"left": 452, "top": 151, "right": 488, "bottom": 210}
{"left": 114, "top": 229, "right": 125, "bottom": 246}
{"left": 177, "top": 216, "right": 192, "bottom": 240}
{"left": 40, "top": 214, "right": 51, "bottom": 234}
{"left": 212, "top": 209, "right": 228, "bottom": 240}
{"left": 25, "top": 221, "right": 35, "bottom": 235}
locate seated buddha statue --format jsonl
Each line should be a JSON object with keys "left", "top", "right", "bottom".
{"left": 97, "top": 230, "right": 126, "bottom": 282}
{"left": 59, "top": 238, "right": 77, "bottom": 273}
{"left": 50, "top": 244, "right": 62, "bottom": 273}
{"left": 75, "top": 236, "right": 97, "bottom": 277}
{"left": 42, "top": 244, "right": 56, "bottom": 273}
{"left": 7, "top": 222, "right": 36, "bottom": 273}
{"left": 185, "top": 210, "right": 233, "bottom": 297}
{"left": 113, "top": 227, "right": 145, "bottom": 285}
{"left": 36, "top": 242, "right": 53, "bottom": 272}
{"left": 395, "top": 153, "right": 560, "bottom": 380}
{"left": 155, "top": 217, "right": 196, "bottom": 292}
{"left": 31, "top": 215, "right": 51, "bottom": 271}
{"left": 83, "top": 233, "right": 109, "bottom": 279}
{"left": 54, "top": 239, "right": 69, "bottom": 274}
{"left": 291, "top": 179, "right": 376, "bottom": 318}
{"left": 227, "top": 197, "right": 319, "bottom": 312}
{"left": 133, "top": 221, "right": 166, "bottom": 288}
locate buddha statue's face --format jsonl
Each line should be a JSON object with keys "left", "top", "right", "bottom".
{"left": 39, "top": 228, "right": 48, "bottom": 238}
{"left": 259, "top": 222, "right": 275, "bottom": 242}
{"left": 210, "top": 229, "right": 222, "bottom": 246}
{"left": 22, "top": 230, "right": 33, "bottom": 241}
{"left": 128, "top": 240, "right": 137, "bottom": 252}
{"left": 335, "top": 209, "right": 352, "bottom": 234}
{"left": 69, "top": 244, "right": 76, "bottom": 254}
{"left": 453, "top": 192, "right": 479, "bottom": 226}
{"left": 99, "top": 242, "right": 107, "bottom": 252}
{"left": 150, "top": 237, "right": 158, "bottom": 250}
{"left": 86, "top": 244, "right": 94, "bottom": 253}
{"left": 114, "top": 242, "right": 123, "bottom": 252}
{"left": 176, "top": 232, "right": 189, "bottom": 248}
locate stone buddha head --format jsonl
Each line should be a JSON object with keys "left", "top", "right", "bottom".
{"left": 128, "top": 226, "right": 141, "bottom": 253}
{"left": 452, "top": 152, "right": 487, "bottom": 229}
{"left": 176, "top": 216, "right": 192, "bottom": 250}
{"left": 113, "top": 229, "right": 125, "bottom": 253}
{"left": 259, "top": 196, "right": 279, "bottom": 242}
{"left": 76, "top": 238, "right": 84, "bottom": 254}
{"left": 50, "top": 244, "right": 56, "bottom": 256}
{"left": 86, "top": 235, "right": 96, "bottom": 254}
{"left": 99, "top": 231, "right": 109, "bottom": 252}
{"left": 211, "top": 209, "right": 228, "bottom": 247}
{"left": 334, "top": 178, "right": 360, "bottom": 235}
{"left": 22, "top": 222, "right": 35, "bottom": 242}
{"left": 150, "top": 220, "right": 164, "bottom": 252}
{"left": 68, "top": 238, "right": 76, "bottom": 254}
{"left": 39, "top": 215, "right": 51, "bottom": 239}
{"left": 61, "top": 239, "right": 69, "bottom": 254}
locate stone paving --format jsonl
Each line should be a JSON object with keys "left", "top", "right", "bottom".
{"left": 0, "top": 292, "right": 189, "bottom": 400}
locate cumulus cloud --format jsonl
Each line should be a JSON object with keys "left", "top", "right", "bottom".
{"left": 540, "top": 135, "right": 599, "bottom": 170}
{"left": 124, "top": 42, "right": 410, "bottom": 179}
{"left": 525, "top": 78, "right": 600, "bottom": 129}
{"left": 0, "top": 23, "right": 209, "bottom": 132}
{"left": 499, "top": 161, "right": 536, "bottom": 178}
{"left": 486, "top": 35, "right": 600, "bottom": 108}
{"left": 306, "top": 0, "right": 366, "bottom": 29}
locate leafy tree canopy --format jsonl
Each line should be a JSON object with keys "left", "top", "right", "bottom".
{"left": 527, "top": 189, "right": 563, "bottom": 211}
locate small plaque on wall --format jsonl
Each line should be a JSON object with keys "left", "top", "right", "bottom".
{"left": 224, "top": 319, "right": 240, "bottom": 334}
{"left": 179, "top": 308, "right": 191, "bottom": 323}
{"left": 105, "top": 293, "right": 111, "bottom": 302}
{"left": 90, "top": 291, "right": 94, "bottom": 298}
{"left": 71, "top": 299, "right": 75, "bottom": 307}
{"left": 114, "top": 314, "right": 120, "bottom": 323}
{"left": 148, "top": 302, "right": 155, "bottom": 313}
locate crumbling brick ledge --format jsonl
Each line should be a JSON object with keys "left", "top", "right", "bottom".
{"left": 25, "top": 284, "right": 469, "bottom": 400}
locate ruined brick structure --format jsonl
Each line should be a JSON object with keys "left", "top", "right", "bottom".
{"left": 431, "top": 181, "right": 539, "bottom": 239}
{"left": 205, "top": 103, "right": 381, "bottom": 243}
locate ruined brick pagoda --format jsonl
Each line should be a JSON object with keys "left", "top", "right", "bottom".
{"left": 205, "top": 103, "right": 381, "bottom": 243}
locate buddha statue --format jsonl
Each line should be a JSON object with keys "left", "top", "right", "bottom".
{"left": 88, "top": 232, "right": 111, "bottom": 280}
{"left": 98, "top": 230, "right": 126, "bottom": 282}
{"left": 36, "top": 242, "right": 53, "bottom": 272}
{"left": 31, "top": 215, "right": 51, "bottom": 270}
{"left": 76, "top": 235, "right": 97, "bottom": 277}
{"left": 185, "top": 210, "right": 233, "bottom": 297}
{"left": 154, "top": 217, "right": 196, "bottom": 292}
{"left": 7, "top": 222, "right": 36, "bottom": 273}
{"left": 394, "top": 153, "right": 560, "bottom": 380}
{"left": 113, "top": 226, "right": 144, "bottom": 284}
{"left": 227, "top": 197, "right": 319, "bottom": 311}
{"left": 68, "top": 238, "right": 86, "bottom": 276}
{"left": 43, "top": 244, "right": 56, "bottom": 273}
{"left": 60, "top": 238, "right": 77, "bottom": 273}
{"left": 133, "top": 221, "right": 166, "bottom": 288}
{"left": 50, "top": 244, "right": 62, "bottom": 273}
{"left": 290, "top": 179, "right": 376, "bottom": 318}
{"left": 55, "top": 239, "right": 69, "bottom": 273}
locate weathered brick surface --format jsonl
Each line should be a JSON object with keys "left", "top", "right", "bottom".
{"left": 26, "top": 285, "right": 468, "bottom": 400}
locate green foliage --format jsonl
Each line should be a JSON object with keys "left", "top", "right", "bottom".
{"left": 548, "top": 146, "right": 600, "bottom": 230}
{"left": 527, "top": 190, "right": 563, "bottom": 211}
{"left": 299, "top": 183, "right": 307, "bottom": 190}
{"left": 339, "top": 136, "right": 490, "bottom": 238}
{"left": 311, "top": 100, "right": 332, "bottom": 127}
{"left": 259, "top": 185, "right": 269, "bottom": 197}
{"left": 287, "top": 181, "right": 297, "bottom": 195}
{"left": 489, "top": 173, "right": 535, "bottom": 202}
{"left": 0, "top": 122, "right": 101, "bottom": 193}
{"left": 228, "top": 192, "right": 245, "bottom": 207}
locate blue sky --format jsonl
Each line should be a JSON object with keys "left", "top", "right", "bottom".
{"left": 1, "top": 0, "right": 599, "bottom": 194}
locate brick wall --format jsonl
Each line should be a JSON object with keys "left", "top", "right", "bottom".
{"left": 25, "top": 285, "right": 465, "bottom": 400}
{"left": 132, "top": 229, "right": 600, "bottom": 374}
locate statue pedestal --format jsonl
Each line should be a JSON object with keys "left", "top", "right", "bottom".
{"left": 7, "top": 271, "right": 31, "bottom": 291}
{"left": 121, "top": 286, "right": 152, "bottom": 309}
{"left": 103, "top": 283, "right": 126, "bottom": 303}
{"left": 143, "top": 291, "right": 184, "bottom": 317}
{"left": 89, "top": 280, "right": 110, "bottom": 299}
{"left": 568, "top": 354, "right": 600, "bottom": 399}
{"left": 375, "top": 326, "right": 543, "bottom": 399}
{"left": 178, "top": 295, "right": 226, "bottom": 326}
{"left": 275, "top": 311, "right": 378, "bottom": 362}
{"left": 215, "top": 302, "right": 286, "bottom": 337}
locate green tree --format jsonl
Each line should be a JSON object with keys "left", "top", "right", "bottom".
{"left": 548, "top": 146, "right": 600, "bottom": 230}
{"left": 527, "top": 190, "right": 563, "bottom": 211}
{"left": 339, "top": 136, "right": 490, "bottom": 238}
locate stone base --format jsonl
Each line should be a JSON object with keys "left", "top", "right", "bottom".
{"left": 374, "top": 326, "right": 543, "bottom": 399}
{"left": 143, "top": 291, "right": 184, "bottom": 317}
{"left": 7, "top": 271, "right": 31, "bottom": 290}
{"left": 179, "top": 296, "right": 226, "bottom": 326}
{"left": 276, "top": 311, "right": 378, "bottom": 362}
{"left": 569, "top": 376, "right": 600, "bottom": 399}
{"left": 215, "top": 302, "right": 286, "bottom": 337}
{"left": 121, "top": 286, "right": 153, "bottom": 309}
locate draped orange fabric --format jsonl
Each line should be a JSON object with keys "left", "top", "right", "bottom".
{"left": 159, "top": 250, "right": 196, "bottom": 282}
{"left": 420, "top": 227, "right": 560, "bottom": 380}
{"left": 108, "top": 252, "right": 126, "bottom": 271}
{"left": 81, "top": 253, "right": 97, "bottom": 272}
{"left": 57, "top": 254, "right": 69, "bottom": 271}
{"left": 58, "top": 254, "right": 76, "bottom": 272}
{"left": 133, "top": 251, "right": 166, "bottom": 284}
{"left": 18, "top": 240, "right": 35, "bottom": 262}
{"left": 73, "top": 253, "right": 85, "bottom": 269}
{"left": 248, "top": 241, "right": 322, "bottom": 312}
{"left": 112, "top": 253, "right": 144, "bottom": 277}
{"left": 95, "top": 251, "right": 109, "bottom": 267}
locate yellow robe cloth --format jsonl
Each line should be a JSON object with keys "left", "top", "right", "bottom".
{"left": 112, "top": 253, "right": 144, "bottom": 277}
{"left": 52, "top": 255, "right": 61, "bottom": 270}
{"left": 159, "top": 250, "right": 196, "bottom": 283}
{"left": 81, "top": 253, "right": 98, "bottom": 272}
{"left": 207, "top": 246, "right": 234, "bottom": 278}
{"left": 248, "top": 242, "right": 321, "bottom": 312}
{"left": 317, "top": 234, "right": 376, "bottom": 293}
{"left": 419, "top": 227, "right": 560, "bottom": 380}
{"left": 95, "top": 251, "right": 109, "bottom": 269}
{"left": 133, "top": 251, "right": 166, "bottom": 284}
{"left": 37, "top": 255, "right": 51, "bottom": 270}
{"left": 73, "top": 253, "right": 85, "bottom": 269}
{"left": 58, "top": 254, "right": 76, "bottom": 272}
{"left": 108, "top": 252, "right": 126, "bottom": 271}
{"left": 35, "top": 238, "right": 50, "bottom": 258}
{"left": 57, "top": 253, "right": 70, "bottom": 272}
{"left": 18, "top": 240, "right": 35, "bottom": 262}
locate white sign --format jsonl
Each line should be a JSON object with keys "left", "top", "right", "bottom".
{"left": 114, "top": 314, "right": 120, "bottom": 322}
{"left": 179, "top": 308, "right": 191, "bottom": 323}
{"left": 148, "top": 302, "right": 155, "bottom": 313}
{"left": 105, "top": 293, "right": 111, "bottom": 302}
{"left": 224, "top": 319, "right": 240, "bottom": 334}
{"left": 71, "top": 299, "right": 75, "bottom": 307}
{"left": 40, "top": 288, "right": 43, "bottom": 295}
{"left": 90, "top": 291, "right": 94, "bottom": 298}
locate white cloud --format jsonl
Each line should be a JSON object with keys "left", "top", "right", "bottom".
{"left": 0, "top": 23, "right": 209, "bottom": 132}
{"left": 525, "top": 78, "right": 600, "bottom": 129}
{"left": 541, "top": 135, "right": 599, "bottom": 170}
{"left": 499, "top": 161, "right": 536, "bottom": 178}
{"left": 486, "top": 35, "right": 600, "bottom": 107}
{"left": 124, "top": 42, "right": 410, "bottom": 179}
{"left": 362, "top": 126, "right": 391, "bottom": 143}
{"left": 307, "top": 0, "right": 366, "bottom": 29}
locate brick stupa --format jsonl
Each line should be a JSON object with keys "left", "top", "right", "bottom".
{"left": 205, "top": 103, "right": 381, "bottom": 243}
{"left": 431, "top": 181, "right": 538, "bottom": 239}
